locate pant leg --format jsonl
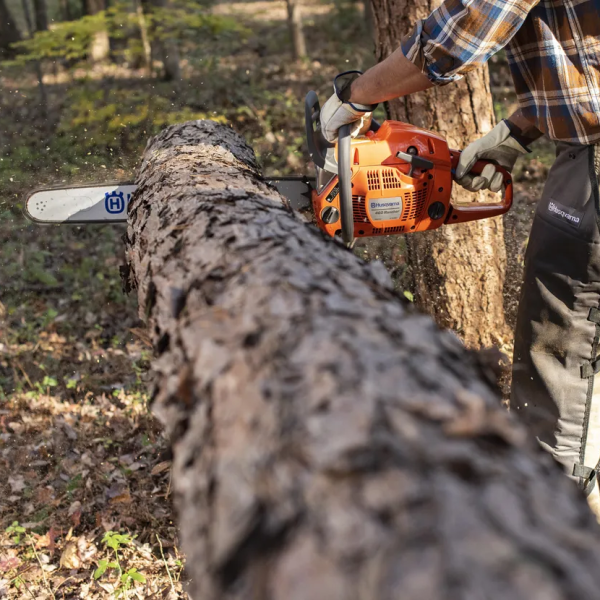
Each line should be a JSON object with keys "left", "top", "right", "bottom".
{"left": 512, "top": 142, "right": 600, "bottom": 495}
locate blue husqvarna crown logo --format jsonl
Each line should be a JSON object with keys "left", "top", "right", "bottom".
{"left": 105, "top": 190, "right": 126, "bottom": 214}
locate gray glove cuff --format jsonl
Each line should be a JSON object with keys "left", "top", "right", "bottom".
{"left": 501, "top": 119, "right": 532, "bottom": 153}
{"left": 333, "top": 71, "right": 378, "bottom": 113}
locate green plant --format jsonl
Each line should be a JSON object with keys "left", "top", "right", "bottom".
{"left": 34, "top": 375, "right": 58, "bottom": 395}
{"left": 95, "top": 531, "right": 146, "bottom": 596}
{"left": 5, "top": 521, "right": 26, "bottom": 544}
{"left": 6, "top": 14, "right": 107, "bottom": 65}
{"left": 66, "top": 473, "right": 83, "bottom": 494}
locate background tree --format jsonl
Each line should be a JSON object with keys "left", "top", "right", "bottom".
{"left": 33, "top": 0, "right": 48, "bottom": 32}
{"left": 0, "top": 0, "right": 22, "bottom": 56}
{"left": 86, "top": 0, "right": 109, "bottom": 61}
{"left": 285, "top": 0, "right": 306, "bottom": 60}
{"left": 371, "top": 0, "right": 510, "bottom": 349}
{"left": 60, "top": 0, "right": 73, "bottom": 21}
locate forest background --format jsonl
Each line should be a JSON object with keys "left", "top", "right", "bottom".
{"left": 0, "top": 0, "right": 554, "bottom": 597}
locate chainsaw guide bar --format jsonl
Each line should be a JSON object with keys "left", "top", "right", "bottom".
{"left": 24, "top": 178, "right": 313, "bottom": 224}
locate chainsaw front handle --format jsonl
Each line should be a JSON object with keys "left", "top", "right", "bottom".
{"left": 446, "top": 149, "right": 513, "bottom": 224}
{"left": 337, "top": 123, "right": 354, "bottom": 246}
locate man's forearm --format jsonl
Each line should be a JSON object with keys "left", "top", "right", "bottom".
{"left": 349, "top": 47, "right": 433, "bottom": 106}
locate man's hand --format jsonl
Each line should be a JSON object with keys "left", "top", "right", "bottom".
{"left": 320, "top": 71, "right": 377, "bottom": 143}
{"left": 456, "top": 121, "right": 529, "bottom": 192}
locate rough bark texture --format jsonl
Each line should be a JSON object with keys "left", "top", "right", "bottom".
{"left": 124, "top": 121, "right": 600, "bottom": 600}
{"left": 372, "top": 0, "right": 509, "bottom": 348}
{"left": 285, "top": 0, "right": 306, "bottom": 60}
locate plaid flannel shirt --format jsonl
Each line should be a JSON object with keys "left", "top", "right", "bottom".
{"left": 401, "top": 0, "right": 600, "bottom": 145}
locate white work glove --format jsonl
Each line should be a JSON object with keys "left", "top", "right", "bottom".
{"left": 455, "top": 120, "right": 529, "bottom": 193}
{"left": 320, "top": 71, "right": 378, "bottom": 143}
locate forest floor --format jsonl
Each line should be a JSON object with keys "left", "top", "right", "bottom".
{"left": 0, "top": 0, "right": 552, "bottom": 597}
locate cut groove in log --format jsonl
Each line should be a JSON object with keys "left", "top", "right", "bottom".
{"left": 124, "top": 121, "right": 600, "bottom": 600}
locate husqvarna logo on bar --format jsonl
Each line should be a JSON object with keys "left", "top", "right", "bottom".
{"left": 105, "top": 191, "right": 126, "bottom": 214}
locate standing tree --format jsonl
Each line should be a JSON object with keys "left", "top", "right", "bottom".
{"left": 155, "top": 0, "right": 181, "bottom": 80}
{"left": 60, "top": 0, "right": 73, "bottom": 21}
{"left": 0, "top": 0, "right": 22, "bottom": 56}
{"left": 285, "top": 0, "right": 306, "bottom": 60}
{"left": 33, "top": 0, "right": 48, "bottom": 31}
{"left": 20, "top": 0, "right": 48, "bottom": 115}
{"left": 133, "top": 0, "right": 152, "bottom": 74}
{"left": 86, "top": 0, "right": 110, "bottom": 61}
{"left": 371, "top": 0, "right": 510, "bottom": 348}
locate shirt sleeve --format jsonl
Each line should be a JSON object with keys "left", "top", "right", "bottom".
{"left": 401, "top": 0, "right": 540, "bottom": 85}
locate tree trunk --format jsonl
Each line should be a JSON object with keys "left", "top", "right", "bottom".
{"left": 86, "top": 0, "right": 110, "bottom": 62}
{"left": 362, "top": 0, "right": 374, "bottom": 40}
{"left": 60, "top": 0, "right": 73, "bottom": 21}
{"left": 0, "top": 0, "right": 21, "bottom": 56}
{"left": 133, "top": 0, "right": 152, "bottom": 74}
{"left": 33, "top": 0, "right": 48, "bottom": 31}
{"left": 285, "top": 0, "right": 306, "bottom": 60}
{"left": 21, "top": 0, "right": 48, "bottom": 117}
{"left": 150, "top": 0, "right": 181, "bottom": 81}
{"left": 371, "top": 0, "right": 509, "bottom": 348}
{"left": 124, "top": 120, "right": 600, "bottom": 600}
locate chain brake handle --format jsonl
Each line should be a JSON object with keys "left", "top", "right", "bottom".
{"left": 337, "top": 120, "right": 380, "bottom": 247}
{"left": 446, "top": 149, "right": 513, "bottom": 224}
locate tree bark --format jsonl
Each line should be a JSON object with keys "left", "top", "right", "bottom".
{"left": 285, "top": 0, "right": 306, "bottom": 60}
{"left": 33, "top": 0, "right": 48, "bottom": 31}
{"left": 20, "top": 0, "right": 48, "bottom": 117}
{"left": 133, "top": 0, "right": 152, "bottom": 74}
{"left": 371, "top": 0, "right": 509, "bottom": 348}
{"left": 86, "top": 0, "right": 110, "bottom": 62}
{"left": 0, "top": 0, "right": 22, "bottom": 56}
{"left": 124, "top": 120, "right": 600, "bottom": 600}
{"left": 60, "top": 0, "right": 73, "bottom": 21}
{"left": 150, "top": 0, "right": 181, "bottom": 81}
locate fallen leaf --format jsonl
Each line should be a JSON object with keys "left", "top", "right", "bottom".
{"left": 109, "top": 489, "right": 132, "bottom": 505}
{"left": 100, "top": 514, "right": 118, "bottom": 532}
{"left": 35, "top": 525, "right": 58, "bottom": 554}
{"left": 59, "top": 541, "right": 81, "bottom": 570}
{"left": 0, "top": 555, "right": 20, "bottom": 573}
{"left": 77, "top": 536, "right": 97, "bottom": 565}
{"left": 68, "top": 500, "right": 82, "bottom": 517}
{"left": 36, "top": 486, "right": 55, "bottom": 504}
{"left": 151, "top": 461, "right": 171, "bottom": 476}
{"left": 7, "top": 475, "right": 25, "bottom": 493}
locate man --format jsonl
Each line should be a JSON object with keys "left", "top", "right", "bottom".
{"left": 320, "top": 0, "right": 600, "bottom": 515}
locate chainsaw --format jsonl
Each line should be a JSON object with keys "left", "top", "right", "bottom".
{"left": 25, "top": 91, "right": 513, "bottom": 247}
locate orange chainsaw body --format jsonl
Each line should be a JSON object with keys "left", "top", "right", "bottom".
{"left": 312, "top": 120, "right": 512, "bottom": 239}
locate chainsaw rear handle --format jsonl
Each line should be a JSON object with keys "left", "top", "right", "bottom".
{"left": 446, "top": 150, "right": 513, "bottom": 224}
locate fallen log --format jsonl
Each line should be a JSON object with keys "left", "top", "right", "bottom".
{"left": 124, "top": 120, "right": 600, "bottom": 600}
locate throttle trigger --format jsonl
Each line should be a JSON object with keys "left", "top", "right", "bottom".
{"left": 396, "top": 151, "right": 434, "bottom": 176}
